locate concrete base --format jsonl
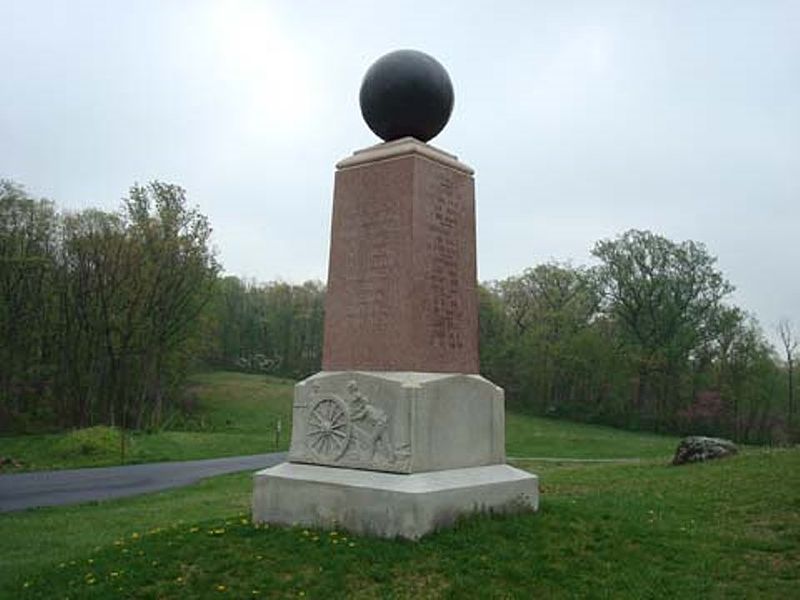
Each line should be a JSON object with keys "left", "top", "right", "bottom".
{"left": 252, "top": 462, "right": 538, "bottom": 540}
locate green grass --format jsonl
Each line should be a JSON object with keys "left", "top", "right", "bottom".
{"left": 0, "top": 372, "right": 294, "bottom": 472}
{"left": 1, "top": 371, "right": 796, "bottom": 597}
{"left": 506, "top": 412, "right": 678, "bottom": 459}
{"left": 0, "top": 371, "right": 680, "bottom": 472}
{"left": 2, "top": 449, "right": 798, "bottom": 598}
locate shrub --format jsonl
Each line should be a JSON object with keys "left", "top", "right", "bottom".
{"left": 57, "top": 426, "right": 126, "bottom": 457}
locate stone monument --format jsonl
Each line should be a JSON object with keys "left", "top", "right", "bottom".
{"left": 252, "top": 49, "right": 539, "bottom": 540}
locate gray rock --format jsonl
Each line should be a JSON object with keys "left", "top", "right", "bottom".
{"left": 672, "top": 436, "right": 738, "bottom": 465}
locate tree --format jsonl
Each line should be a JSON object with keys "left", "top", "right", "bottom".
{"left": 777, "top": 318, "right": 798, "bottom": 428}
{"left": 592, "top": 230, "right": 734, "bottom": 428}
{"left": 1, "top": 180, "right": 218, "bottom": 434}
{"left": 0, "top": 181, "right": 59, "bottom": 424}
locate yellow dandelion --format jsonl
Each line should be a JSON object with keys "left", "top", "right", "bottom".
{"left": 131, "top": 532, "right": 140, "bottom": 540}
{"left": 190, "top": 526, "right": 200, "bottom": 532}
{"left": 217, "top": 584, "right": 227, "bottom": 592}
{"left": 176, "top": 577, "right": 184, "bottom": 583}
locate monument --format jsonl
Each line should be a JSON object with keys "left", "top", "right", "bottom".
{"left": 252, "top": 49, "right": 539, "bottom": 539}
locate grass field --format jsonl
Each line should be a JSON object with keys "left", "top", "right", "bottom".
{"left": 0, "top": 371, "right": 678, "bottom": 472}
{"left": 1, "top": 371, "right": 797, "bottom": 597}
{"left": 0, "top": 372, "right": 294, "bottom": 472}
{"left": 2, "top": 450, "right": 797, "bottom": 598}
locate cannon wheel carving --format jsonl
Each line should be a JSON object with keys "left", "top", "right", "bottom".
{"left": 306, "top": 395, "right": 351, "bottom": 461}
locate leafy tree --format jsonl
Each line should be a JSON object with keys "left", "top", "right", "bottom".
{"left": 592, "top": 229, "right": 734, "bottom": 428}
{"left": 777, "top": 318, "right": 798, "bottom": 430}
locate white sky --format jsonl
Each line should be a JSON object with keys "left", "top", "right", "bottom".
{"left": 1, "top": 0, "right": 798, "bottom": 345}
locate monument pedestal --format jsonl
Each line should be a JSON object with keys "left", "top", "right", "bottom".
{"left": 252, "top": 138, "right": 539, "bottom": 539}
{"left": 253, "top": 462, "right": 537, "bottom": 540}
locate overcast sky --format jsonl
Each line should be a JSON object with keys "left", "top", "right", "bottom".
{"left": 2, "top": 0, "right": 798, "bottom": 345}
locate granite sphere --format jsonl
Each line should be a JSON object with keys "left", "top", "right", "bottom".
{"left": 359, "top": 50, "right": 454, "bottom": 143}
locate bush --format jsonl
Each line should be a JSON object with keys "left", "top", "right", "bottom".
{"left": 57, "top": 426, "right": 126, "bottom": 457}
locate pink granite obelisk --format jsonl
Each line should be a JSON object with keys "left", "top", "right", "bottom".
{"left": 322, "top": 137, "right": 478, "bottom": 374}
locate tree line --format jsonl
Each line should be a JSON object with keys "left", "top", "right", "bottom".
{"left": 480, "top": 230, "right": 795, "bottom": 444}
{"left": 0, "top": 181, "right": 218, "bottom": 432}
{"left": 1, "top": 181, "right": 796, "bottom": 444}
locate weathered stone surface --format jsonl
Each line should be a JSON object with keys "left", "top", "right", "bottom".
{"left": 672, "top": 436, "right": 738, "bottom": 465}
{"left": 322, "top": 138, "right": 478, "bottom": 374}
{"left": 252, "top": 462, "right": 538, "bottom": 540}
{"left": 288, "top": 371, "right": 505, "bottom": 474}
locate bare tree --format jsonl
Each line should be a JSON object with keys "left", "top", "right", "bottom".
{"left": 777, "top": 318, "right": 798, "bottom": 426}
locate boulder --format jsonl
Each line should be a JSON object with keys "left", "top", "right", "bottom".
{"left": 672, "top": 436, "right": 737, "bottom": 466}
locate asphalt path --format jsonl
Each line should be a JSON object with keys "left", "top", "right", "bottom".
{"left": 0, "top": 452, "right": 286, "bottom": 513}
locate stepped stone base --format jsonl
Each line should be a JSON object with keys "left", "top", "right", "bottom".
{"left": 252, "top": 462, "right": 538, "bottom": 540}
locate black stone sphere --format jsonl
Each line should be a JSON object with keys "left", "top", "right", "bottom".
{"left": 359, "top": 50, "right": 454, "bottom": 143}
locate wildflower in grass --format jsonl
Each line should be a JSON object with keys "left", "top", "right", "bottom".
{"left": 348, "top": 542, "right": 356, "bottom": 548}
{"left": 111, "top": 572, "right": 119, "bottom": 578}
{"left": 302, "top": 530, "right": 309, "bottom": 536}
{"left": 88, "top": 558, "right": 94, "bottom": 564}
{"left": 217, "top": 584, "right": 227, "bottom": 592}
{"left": 252, "top": 590, "right": 260, "bottom": 596}
{"left": 176, "top": 577, "right": 184, "bottom": 583}
{"left": 332, "top": 539, "right": 339, "bottom": 545}
{"left": 190, "top": 526, "right": 200, "bottom": 532}
{"left": 131, "top": 532, "right": 140, "bottom": 539}
{"left": 59, "top": 562, "right": 66, "bottom": 568}
{"left": 23, "top": 582, "right": 30, "bottom": 589}
{"left": 152, "top": 561, "right": 159, "bottom": 566}
{"left": 240, "top": 518, "right": 248, "bottom": 524}
{"left": 256, "top": 555, "right": 263, "bottom": 560}
{"left": 329, "top": 531, "right": 338, "bottom": 537}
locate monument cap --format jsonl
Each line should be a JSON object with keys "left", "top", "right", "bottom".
{"left": 359, "top": 49, "right": 454, "bottom": 143}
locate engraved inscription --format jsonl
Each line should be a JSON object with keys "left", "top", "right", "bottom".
{"left": 341, "top": 189, "right": 398, "bottom": 334}
{"left": 425, "top": 170, "right": 465, "bottom": 352}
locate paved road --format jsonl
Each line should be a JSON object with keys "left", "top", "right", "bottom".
{"left": 0, "top": 452, "right": 286, "bottom": 513}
